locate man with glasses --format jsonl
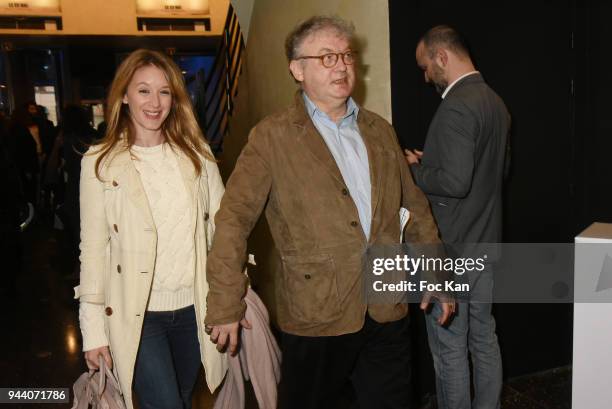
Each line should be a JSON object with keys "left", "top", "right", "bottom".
{"left": 205, "top": 15, "right": 452, "bottom": 409}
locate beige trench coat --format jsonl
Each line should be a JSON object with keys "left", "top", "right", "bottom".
{"left": 74, "top": 143, "right": 228, "bottom": 409}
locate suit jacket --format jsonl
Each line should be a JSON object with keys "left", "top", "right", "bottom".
{"left": 206, "top": 93, "right": 441, "bottom": 336}
{"left": 411, "top": 74, "right": 510, "bottom": 244}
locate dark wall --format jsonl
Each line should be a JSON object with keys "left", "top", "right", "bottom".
{"left": 66, "top": 46, "right": 117, "bottom": 102}
{"left": 574, "top": 3, "right": 612, "bottom": 232}
{"left": 387, "top": 0, "right": 612, "bottom": 381}
{"left": 389, "top": 0, "right": 580, "bottom": 242}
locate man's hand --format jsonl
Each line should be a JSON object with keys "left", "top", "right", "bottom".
{"left": 84, "top": 346, "right": 113, "bottom": 370}
{"left": 207, "top": 318, "right": 252, "bottom": 356}
{"left": 404, "top": 149, "right": 423, "bottom": 165}
{"left": 420, "top": 291, "right": 455, "bottom": 326}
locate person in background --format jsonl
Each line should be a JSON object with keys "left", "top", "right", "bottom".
{"left": 29, "top": 103, "right": 59, "bottom": 214}
{"left": 34, "top": 104, "right": 57, "bottom": 154}
{"left": 10, "top": 105, "right": 41, "bottom": 206}
{"left": 57, "top": 104, "right": 97, "bottom": 272}
{"left": 406, "top": 25, "right": 509, "bottom": 409}
{"left": 76, "top": 49, "right": 227, "bottom": 409}
{"left": 25, "top": 102, "right": 45, "bottom": 162}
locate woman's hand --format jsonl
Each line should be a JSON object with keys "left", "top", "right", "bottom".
{"left": 207, "top": 318, "right": 252, "bottom": 356}
{"left": 84, "top": 346, "right": 113, "bottom": 370}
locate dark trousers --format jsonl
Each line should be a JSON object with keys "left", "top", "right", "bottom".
{"left": 133, "top": 305, "right": 201, "bottom": 409}
{"left": 278, "top": 314, "right": 412, "bottom": 409}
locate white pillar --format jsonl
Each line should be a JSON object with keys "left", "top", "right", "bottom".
{"left": 573, "top": 223, "right": 612, "bottom": 409}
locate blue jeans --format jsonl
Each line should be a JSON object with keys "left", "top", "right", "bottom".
{"left": 133, "top": 305, "right": 201, "bottom": 409}
{"left": 425, "top": 266, "right": 502, "bottom": 409}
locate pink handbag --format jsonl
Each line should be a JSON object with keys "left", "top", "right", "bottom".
{"left": 71, "top": 357, "right": 126, "bottom": 409}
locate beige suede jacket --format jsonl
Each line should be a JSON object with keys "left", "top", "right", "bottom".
{"left": 206, "top": 95, "right": 442, "bottom": 337}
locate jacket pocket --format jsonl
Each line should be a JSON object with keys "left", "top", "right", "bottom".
{"left": 281, "top": 254, "right": 342, "bottom": 324}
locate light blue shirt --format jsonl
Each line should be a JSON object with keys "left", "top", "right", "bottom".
{"left": 303, "top": 92, "right": 372, "bottom": 239}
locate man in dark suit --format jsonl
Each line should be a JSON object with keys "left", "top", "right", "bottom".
{"left": 406, "top": 25, "right": 510, "bottom": 409}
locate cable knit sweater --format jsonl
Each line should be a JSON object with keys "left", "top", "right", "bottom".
{"left": 80, "top": 143, "right": 196, "bottom": 350}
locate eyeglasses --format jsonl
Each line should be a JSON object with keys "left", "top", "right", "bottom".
{"left": 295, "top": 50, "right": 357, "bottom": 68}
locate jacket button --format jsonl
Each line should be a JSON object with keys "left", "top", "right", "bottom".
{"left": 113, "top": 224, "right": 118, "bottom": 233}
{"left": 105, "top": 307, "right": 113, "bottom": 316}
{"left": 204, "top": 212, "right": 209, "bottom": 221}
{"left": 341, "top": 188, "right": 349, "bottom": 196}
{"left": 112, "top": 180, "right": 118, "bottom": 187}
{"left": 304, "top": 274, "right": 311, "bottom": 280}
{"left": 117, "top": 265, "right": 121, "bottom": 273}
{"left": 350, "top": 221, "right": 359, "bottom": 227}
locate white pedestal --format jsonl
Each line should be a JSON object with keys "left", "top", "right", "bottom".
{"left": 573, "top": 223, "right": 612, "bottom": 409}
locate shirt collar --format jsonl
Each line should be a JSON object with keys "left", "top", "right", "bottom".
{"left": 302, "top": 92, "right": 359, "bottom": 122}
{"left": 441, "top": 71, "right": 480, "bottom": 99}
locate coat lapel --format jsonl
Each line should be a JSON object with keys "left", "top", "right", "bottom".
{"left": 118, "top": 149, "right": 156, "bottom": 230}
{"left": 299, "top": 120, "right": 346, "bottom": 186}
{"left": 290, "top": 93, "right": 384, "bottom": 240}
{"left": 291, "top": 94, "right": 346, "bottom": 186}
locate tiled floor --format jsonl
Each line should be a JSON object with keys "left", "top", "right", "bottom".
{"left": 0, "top": 221, "right": 571, "bottom": 408}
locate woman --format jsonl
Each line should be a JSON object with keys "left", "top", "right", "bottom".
{"left": 76, "top": 49, "right": 227, "bottom": 409}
